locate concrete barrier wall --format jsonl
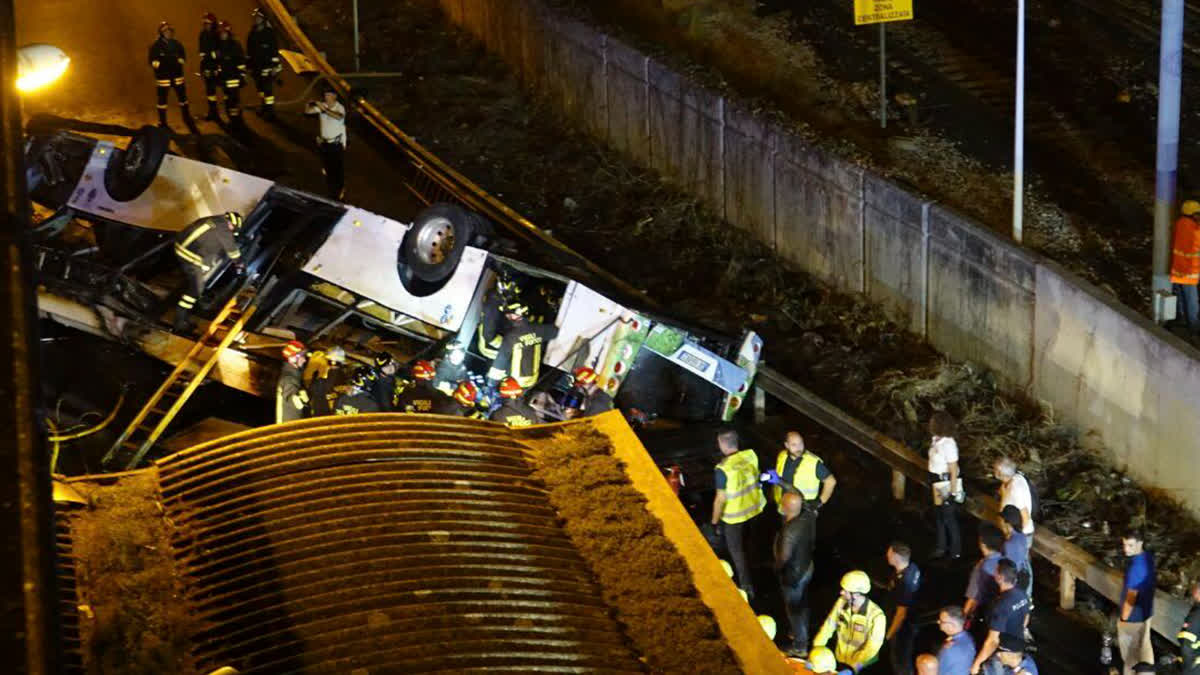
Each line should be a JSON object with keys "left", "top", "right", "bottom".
{"left": 432, "top": 0, "right": 1200, "bottom": 513}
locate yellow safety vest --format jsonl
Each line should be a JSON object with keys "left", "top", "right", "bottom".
{"left": 815, "top": 598, "right": 886, "bottom": 669}
{"left": 773, "top": 450, "right": 823, "bottom": 508}
{"left": 718, "top": 449, "right": 765, "bottom": 524}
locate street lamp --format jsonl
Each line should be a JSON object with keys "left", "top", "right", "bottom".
{"left": 15, "top": 43, "right": 69, "bottom": 93}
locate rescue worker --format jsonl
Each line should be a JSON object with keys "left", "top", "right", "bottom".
{"left": 148, "top": 22, "right": 192, "bottom": 128}
{"left": 172, "top": 211, "right": 244, "bottom": 332}
{"left": 489, "top": 377, "right": 540, "bottom": 427}
{"left": 570, "top": 366, "right": 614, "bottom": 416}
{"left": 396, "top": 360, "right": 445, "bottom": 413}
{"left": 1172, "top": 200, "right": 1200, "bottom": 334}
{"left": 434, "top": 341, "right": 470, "bottom": 396}
{"left": 304, "top": 345, "right": 347, "bottom": 416}
{"left": 246, "top": 8, "right": 280, "bottom": 118}
{"left": 216, "top": 21, "right": 248, "bottom": 125}
{"left": 370, "top": 351, "right": 398, "bottom": 411}
{"left": 435, "top": 380, "right": 482, "bottom": 418}
{"left": 813, "top": 570, "right": 886, "bottom": 673}
{"left": 807, "top": 647, "right": 838, "bottom": 675}
{"left": 275, "top": 340, "right": 309, "bottom": 423}
{"left": 197, "top": 13, "right": 222, "bottom": 120}
{"left": 709, "top": 428, "right": 765, "bottom": 599}
{"left": 769, "top": 431, "right": 836, "bottom": 514}
{"left": 485, "top": 301, "right": 558, "bottom": 389}
{"left": 1178, "top": 581, "right": 1200, "bottom": 674}
{"left": 334, "top": 368, "right": 381, "bottom": 415}
{"left": 477, "top": 272, "right": 521, "bottom": 360}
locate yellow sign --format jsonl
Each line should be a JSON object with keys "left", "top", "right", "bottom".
{"left": 854, "top": 0, "right": 914, "bottom": 25}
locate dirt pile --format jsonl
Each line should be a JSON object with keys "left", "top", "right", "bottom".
{"left": 289, "top": 0, "right": 1200, "bottom": 597}
{"left": 524, "top": 427, "right": 740, "bottom": 673}
{"left": 66, "top": 473, "right": 198, "bottom": 674}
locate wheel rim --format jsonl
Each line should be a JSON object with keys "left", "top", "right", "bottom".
{"left": 414, "top": 216, "right": 456, "bottom": 266}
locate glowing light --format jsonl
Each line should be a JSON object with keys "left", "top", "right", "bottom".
{"left": 16, "top": 44, "right": 69, "bottom": 92}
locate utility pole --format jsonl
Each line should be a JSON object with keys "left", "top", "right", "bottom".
{"left": 1153, "top": 0, "right": 1184, "bottom": 321}
{"left": 353, "top": 0, "right": 360, "bottom": 72}
{"left": 1012, "top": 0, "right": 1025, "bottom": 243}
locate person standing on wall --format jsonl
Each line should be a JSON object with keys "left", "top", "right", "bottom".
{"left": 148, "top": 21, "right": 192, "bottom": 129}
{"left": 306, "top": 87, "right": 347, "bottom": 200}
{"left": 929, "top": 411, "right": 963, "bottom": 560}
{"left": 1118, "top": 530, "right": 1155, "bottom": 675}
{"left": 246, "top": 8, "right": 281, "bottom": 119}
{"left": 197, "top": 13, "right": 222, "bottom": 121}
{"left": 710, "top": 428, "right": 766, "bottom": 600}
{"left": 1172, "top": 200, "right": 1200, "bottom": 334}
{"left": 215, "top": 20, "right": 248, "bottom": 127}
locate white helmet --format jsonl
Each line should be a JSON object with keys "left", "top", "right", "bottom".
{"left": 326, "top": 346, "right": 346, "bottom": 364}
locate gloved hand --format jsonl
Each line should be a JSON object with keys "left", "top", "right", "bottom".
{"left": 759, "top": 469, "right": 783, "bottom": 486}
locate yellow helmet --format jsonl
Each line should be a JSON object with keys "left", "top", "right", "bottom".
{"left": 841, "top": 570, "right": 871, "bottom": 594}
{"left": 757, "top": 615, "right": 776, "bottom": 640}
{"left": 1183, "top": 200, "right": 1200, "bottom": 217}
{"left": 808, "top": 646, "right": 837, "bottom": 672}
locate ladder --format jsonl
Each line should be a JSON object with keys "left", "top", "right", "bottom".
{"left": 103, "top": 290, "right": 259, "bottom": 470}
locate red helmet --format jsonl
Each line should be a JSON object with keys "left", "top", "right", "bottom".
{"left": 453, "top": 381, "right": 478, "bottom": 406}
{"left": 202, "top": 12, "right": 217, "bottom": 25}
{"left": 573, "top": 366, "right": 598, "bottom": 386}
{"left": 412, "top": 360, "right": 436, "bottom": 381}
{"left": 281, "top": 340, "right": 305, "bottom": 360}
{"left": 498, "top": 377, "right": 523, "bottom": 399}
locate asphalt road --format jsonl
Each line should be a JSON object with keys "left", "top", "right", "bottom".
{"left": 15, "top": 0, "right": 420, "bottom": 218}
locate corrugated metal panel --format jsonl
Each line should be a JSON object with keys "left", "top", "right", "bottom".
{"left": 156, "top": 415, "right": 643, "bottom": 674}
{"left": 54, "top": 511, "right": 85, "bottom": 674}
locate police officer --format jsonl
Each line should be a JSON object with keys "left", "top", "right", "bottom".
{"left": 971, "top": 559, "right": 1031, "bottom": 675}
{"left": 148, "top": 22, "right": 192, "bottom": 128}
{"left": 436, "top": 380, "right": 482, "bottom": 418}
{"left": 172, "top": 211, "right": 244, "bottom": 332}
{"left": 489, "top": 378, "right": 540, "bottom": 427}
{"left": 216, "top": 21, "right": 248, "bottom": 125}
{"left": 995, "top": 636, "right": 1039, "bottom": 675}
{"left": 198, "top": 13, "right": 222, "bottom": 120}
{"left": 334, "top": 368, "right": 381, "bottom": 415}
{"left": 304, "top": 345, "right": 348, "bottom": 416}
{"left": 769, "top": 431, "right": 836, "bottom": 514}
{"left": 276, "top": 340, "right": 309, "bottom": 423}
{"left": 1178, "top": 582, "right": 1200, "bottom": 674}
{"left": 396, "top": 360, "right": 444, "bottom": 413}
{"left": 885, "top": 542, "right": 922, "bottom": 675}
{"left": 246, "top": 8, "right": 280, "bottom": 118}
{"left": 813, "top": 571, "right": 886, "bottom": 672}
{"left": 485, "top": 301, "right": 558, "bottom": 389}
{"left": 710, "top": 428, "right": 765, "bottom": 599}
{"left": 370, "top": 351, "right": 399, "bottom": 411}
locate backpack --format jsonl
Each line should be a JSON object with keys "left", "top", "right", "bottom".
{"left": 1016, "top": 471, "right": 1040, "bottom": 520}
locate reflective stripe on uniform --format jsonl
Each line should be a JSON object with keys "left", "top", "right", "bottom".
{"left": 264, "top": 96, "right": 275, "bottom": 104}
{"left": 156, "top": 79, "right": 170, "bottom": 86}
{"left": 773, "top": 451, "right": 823, "bottom": 507}
{"left": 180, "top": 223, "right": 212, "bottom": 247}
{"left": 173, "top": 77, "right": 185, "bottom": 85}
{"left": 156, "top": 104, "right": 168, "bottom": 110}
{"left": 225, "top": 80, "right": 240, "bottom": 87}
{"left": 718, "top": 449, "right": 766, "bottom": 524}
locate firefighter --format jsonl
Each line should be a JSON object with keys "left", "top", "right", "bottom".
{"left": 434, "top": 341, "right": 470, "bottom": 396}
{"left": 276, "top": 340, "right": 309, "bottom": 423}
{"left": 148, "top": 22, "right": 192, "bottom": 128}
{"left": 1172, "top": 200, "right": 1200, "bottom": 334}
{"left": 1179, "top": 581, "right": 1200, "bottom": 674}
{"left": 172, "top": 211, "right": 244, "bottom": 332}
{"left": 477, "top": 273, "right": 521, "bottom": 360}
{"left": 569, "top": 366, "right": 614, "bottom": 417}
{"left": 436, "top": 380, "right": 483, "bottom": 418}
{"left": 489, "top": 378, "right": 540, "bottom": 427}
{"left": 304, "top": 345, "right": 347, "bottom": 416}
{"left": 334, "top": 368, "right": 381, "bottom": 415}
{"left": 485, "top": 301, "right": 558, "bottom": 389}
{"left": 216, "top": 21, "right": 248, "bottom": 124}
{"left": 198, "top": 13, "right": 222, "bottom": 120}
{"left": 369, "top": 351, "right": 399, "bottom": 411}
{"left": 246, "top": 8, "right": 281, "bottom": 118}
{"left": 813, "top": 570, "right": 886, "bottom": 673}
{"left": 396, "top": 360, "right": 446, "bottom": 413}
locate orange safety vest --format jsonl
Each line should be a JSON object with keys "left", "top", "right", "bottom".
{"left": 1171, "top": 216, "right": 1200, "bottom": 284}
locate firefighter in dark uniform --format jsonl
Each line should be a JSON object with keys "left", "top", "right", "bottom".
{"left": 370, "top": 351, "right": 399, "bottom": 411}
{"left": 246, "top": 8, "right": 281, "bottom": 118}
{"left": 477, "top": 273, "right": 520, "bottom": 361}
{"left": 149, "top": 22, "right": 192, "bottom": 128}
{"left": 1179, "top": 582, "right": 1200, "bottom": 674}
{"left": 198, "top": 13, "right": 222, "bottom": 121}
{"left": 488, "top": 377, "right": 540, "bottom": 427}
{"left": 396, "top": 360, "right": 445, "bottom": 413}
{"left": 435, "top": 381, "right": 483, "bottom": 418}
{"left": 276, "top": 340, "right": 310, "bottom": 423}
{"left": 172, "top": 211, "right": 244, "bottom": 332}
{"left": 216, "top": 21, "right": 248, "bottom": 124}
{"left": 334, "top": 368, "right": 382, "bottom": 415}
{"left": 570, "top": 366, "right": 614, "bottom": 417}
{"left": 486, "top": 301, "right": 558, "bottom": 390}
{"left": 303, "top": 346, "right": 347, "bottom": 416}
{"left": 434, "top": 341, "right": 470, "bottom": 396}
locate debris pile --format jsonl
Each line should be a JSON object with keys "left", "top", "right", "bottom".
{"left": 524, "top": 427, "right": 740, "bottom": 673}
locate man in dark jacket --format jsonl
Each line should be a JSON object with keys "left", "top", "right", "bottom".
{"left": 216, "top": 21, "right": 247, "bottom": 124}
{"left": 148, "top": 22, "right": 192, "bottom": 128}
{"left": 198, "top": 13, "right": 222, "bottom": 120}
{"left": 246, "top": 8, "right": 280, "bottom": 118}
{"left": 488, "top": 377, "right": 540, "bottom": 427}
{"left": 172, "top": 211, "right": 244, "bottom": 332}
{"left": 370, "top": 351, "right": 399, "bottom": 411}
{"left": 775, "top": 491, "right": 817, "bottom": 657}
{"left": 276, "top": 340, "right": 309, "bottom": 423}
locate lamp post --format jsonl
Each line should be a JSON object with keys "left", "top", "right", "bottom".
{"left": 1012, "top": 0, "right": 1025, "bottom": 243}
{"left": 1153, "top": 0, "right": 1184, "bottom": 322}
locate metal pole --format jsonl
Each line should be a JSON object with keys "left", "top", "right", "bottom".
{"left": 1153, "top": 0, "right": 1184, "bottom": 320}
{"left": 1012, "top": 0, "right": 1025, "bottom": 242}
{"left": 353, "top": 0, "right": 360, "bottom": 72}
{"left": 0, "top": 0, "right": 60, "bottom": 671}
{"left": 880, "top": 24, "right": 887, "bottom": 129}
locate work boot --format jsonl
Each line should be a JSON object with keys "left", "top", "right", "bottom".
{"left": 157, "top": 108, "right": 169, "bottom": 128}
{"left": 205, "top": 101, "right": 219, "bottom": 121}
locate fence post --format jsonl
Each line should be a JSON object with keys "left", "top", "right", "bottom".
{"left": 1059, "top": 568, "right": 1076, "bottom": 610}
{"left": 891, "top": 470, "right": 905, "bottom": 501}
{"left": 753, "top": 386, "right": 766, "bottom": 424}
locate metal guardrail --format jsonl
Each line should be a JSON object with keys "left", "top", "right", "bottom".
{"left": 754, "top": 365, "right": 1189, "bottom": 645}
{"left": 156, "top": 415, "right": 643, "bottom": 674}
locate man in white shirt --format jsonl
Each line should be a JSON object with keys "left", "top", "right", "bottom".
{"left": 994, "top": 457, "right": 1034, "bottom": 536}
{"left": 305, "top": 88, "right": 347, "bottom": 199}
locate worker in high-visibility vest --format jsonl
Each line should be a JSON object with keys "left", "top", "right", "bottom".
{"left": 485, "top": 300, "right": 557, "bottom": 389}
{"left": 768, "top": 431, "right": 836, "bottom": 513}
{"left": 1172, "top": 200, "right": 1200, "bottom": 334}
{"left": 172, "top": 211, "right": 244, "bottom": 332}
{"left": 814, "top": 570, "right": 886, "bottom": 672}
{"left": 710, "top": 428, "right": 765, "bottom": 599}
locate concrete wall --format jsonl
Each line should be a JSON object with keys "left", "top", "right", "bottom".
{"left": 435, "top": 0, "right": 1200, "bottom": 514}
